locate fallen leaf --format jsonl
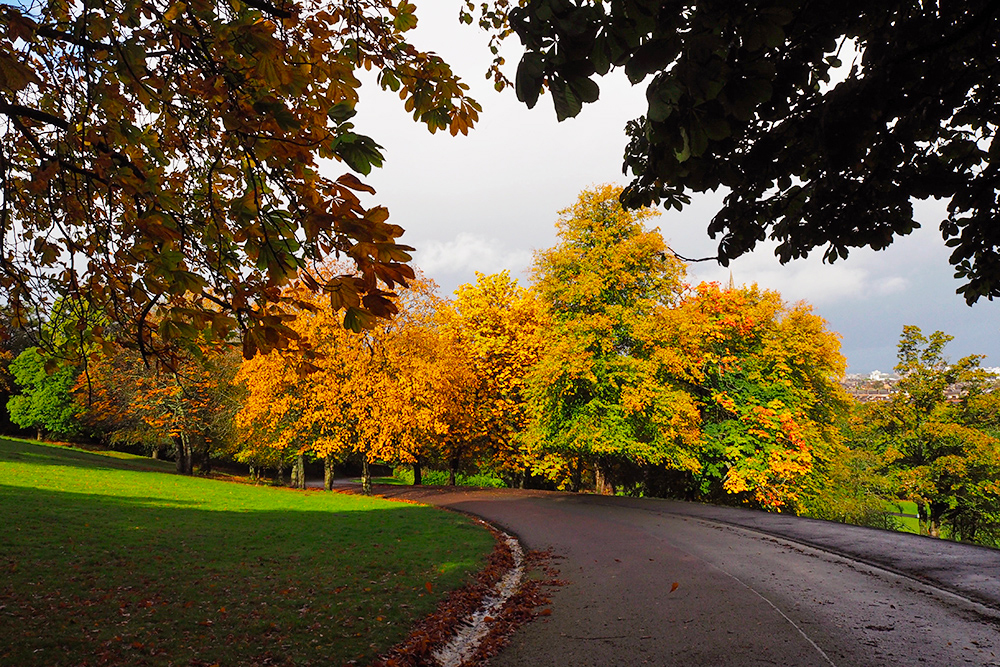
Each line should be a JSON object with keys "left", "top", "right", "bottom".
{"left": 670, "top": 582, "right": 679, "bottom": 593}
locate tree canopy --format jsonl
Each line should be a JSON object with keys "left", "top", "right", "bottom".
{"left": 475, "top": 1, "right": 1000, "bottom": 303}
{"left": 526, "top": 184, "right": 700, "bottom": 490}
{"left": 851, "top": 326, "right": 1000, "bottom": 541}
{"left": 0, "top": 0, "right": 479, "bottom": 360}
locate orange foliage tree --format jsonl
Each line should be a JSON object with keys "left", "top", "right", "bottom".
{"left": 80, "top": 344, "right": 242, "bottom": 474}
{"left": 235, "top": 270, "right": 442, "bottom": 491}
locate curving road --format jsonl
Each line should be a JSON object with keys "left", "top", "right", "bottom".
{"left": 370, "top": 486, "right": 1000, "bottom": 667}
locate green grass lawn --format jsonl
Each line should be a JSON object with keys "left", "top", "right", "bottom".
{"left": 888, "top": 500, "right": 921, "bottom": 534}
{"left": 0, "top": 438, "right": 493, "bottom": 666}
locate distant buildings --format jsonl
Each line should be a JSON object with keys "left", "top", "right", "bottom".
{"left": 842, "top": 373, "right": 898, "bottom": 402}
{"left": 841, "top": 369, "right": 999, "bottom": 403}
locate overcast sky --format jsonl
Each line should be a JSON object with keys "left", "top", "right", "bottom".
{"left": 328, "top": 4, "right": 999, "bottom": 374}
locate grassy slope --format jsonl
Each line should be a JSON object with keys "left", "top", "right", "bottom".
{"left": 0, "top": 439, "right": 493, "bottom": 667}
{"left": 889, "top": 499, "right": 921, "bottom": 534}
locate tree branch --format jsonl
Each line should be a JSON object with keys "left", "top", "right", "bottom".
{"left": 0, "top": 101, "right": 70, "bottom": 129}
{"left": 242, "top": 0, "right": 293, "bottom": 20}
{"left": 34, "top": 25, "right": 112, "bottom": 52}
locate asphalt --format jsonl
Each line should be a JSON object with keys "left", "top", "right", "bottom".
{"left": 366, "top": 486, "right": 1000, "bottom": 666}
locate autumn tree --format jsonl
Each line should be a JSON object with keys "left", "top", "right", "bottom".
{"left": 235, "top": 269, "right": 442, "bottom": 492}
{"left": 650, "top": 283, "right": 848, "bottom": 512}
{"left": 437, "top": 271, "right": 542, "bottom": 485}
{"left": 470, "top": 1, "right": 1000, "bottom": 302}
{"left": 0, "top": 0, "right": 480, "bottom": 362}
{"left": 81, "top": 343, "right": 243, "bottom": 473}
{"left": 853, "top": 326, "right": 1000, "bottom": 542}
{"left": 526, "top": 184, "right": 701, "bottom": 492}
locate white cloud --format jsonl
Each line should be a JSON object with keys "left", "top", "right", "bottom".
{"left": 686, "top": 244, "right": 907, "bottom": 306}
{"left": 874, "top": 276, "right": 908, "bottom": 296}
{"left": 413, "top": 233, "right": 533, "bottom": 281}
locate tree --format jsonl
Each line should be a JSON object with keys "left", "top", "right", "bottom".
{"left": 650, "top": 282, "right": 848, "bottom": 511}
{"left": 471, "top": 1, "right": 1000, "bottom": 303}
{"left": 234, "top": 268, "right": 443, "bottom": 492}
{"left": 438, "top": 271, "right": 543, "bottom": 485}
{"left": 856, "top": 326, "right": 1000, "bottom": 542}
{"left": 0, "top": 0, "right": 480, "bottom": 361}
{"left": 526, "top": 184, "right": 701, "bottom": 492}
{"left": 7, "top": 347, "right": 82, "bottom": 439}
{"left": 81, "top": 343, "right": 243, "bottom": 473}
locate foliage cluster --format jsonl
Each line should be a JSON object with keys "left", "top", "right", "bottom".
{"left": 834, "top": 327, "right": 1000, "bottom": 544}
{"left": 1, "top": 0, "right": 480, "bottom": 367}
{"left": 471, "top": 0, "right": 1000, "bottom": 304}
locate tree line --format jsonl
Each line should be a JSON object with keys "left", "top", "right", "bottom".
{"left": 5, "top": 185, "right": 1000, "bottom": 546}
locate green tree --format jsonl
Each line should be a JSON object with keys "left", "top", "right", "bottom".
{"left": 857, "top": 326, "right": 1000, "bottom": 542}
{"left": 0, "top": 0, "right": 480, "bottom": 361}
{"left": 525, "top": 184, "right": 700, "bottom": 492}
{"left": 7, "top": 347, "right": 82, "bottom": 439}
{"left": 471, "top": 1, "right": 1000, "bottom": 302}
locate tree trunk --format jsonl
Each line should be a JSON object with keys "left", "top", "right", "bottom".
{"left": 291, "top": 454, "right": 305, "bottom": 489}
{"left": 361, "top": 458, "right": 372, "bottom": 495}
{"left": 198, "top": 438, "right": 212, "bottom": 475}
{"left": 174, "top": 436, "right": 185, "bottom": 474}
{"left": 595, "top": 461, "right": 616, "bottom": 496}
{"left": 183, "top": 434, "right": 194, "bottom": 475}
{"left": 570, "top": 457, "right": 582, "bottom": 493}
{"left": 36, "top": 428, "right": 42, "bottom": 441}
{"left": 448, "top": 457, "right": 458, "bottom": 486}
{"left": 175, "top": 434, "right": 193, "bottom": 475}
{"left": 595, "top": 465, "right": 608, "bottom": 495}
{"left": 412, "top": 461, "right": 422, "bottom": 486}
{"left": 324, "top": 457, "right": 334, "bottom": 491}
{"left": 928, "top": 504, "right": 944, "bottom": 538}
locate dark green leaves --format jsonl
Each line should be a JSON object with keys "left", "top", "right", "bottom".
{"left": 332, "top": 133, "right": 385, "bottom": 176}
{"left": 502, "top": 0, "right": 1000, "bottom": 302}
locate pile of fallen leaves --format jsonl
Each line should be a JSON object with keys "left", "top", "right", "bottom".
{"left": 464, "top": 548, "right": 565, "bottom": 666}
{"left": 368, "top": 522, "right": 563, "bottom": 667}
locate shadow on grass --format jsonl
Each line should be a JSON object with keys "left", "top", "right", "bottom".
{"left": 0, "top": 442, "right": 493, "bottom": 667}
{"left": 0, "top": 437, "right": 174, "bottom": 474}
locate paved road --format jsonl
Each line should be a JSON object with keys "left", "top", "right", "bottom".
{"left": 370, "top": 486, "right": 1000, "bottom": 667}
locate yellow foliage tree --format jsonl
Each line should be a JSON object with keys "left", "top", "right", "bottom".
{"left": 526, "top": 184, "right": 702, "bottom": 492}
{"left": 437, "top": 271, "right": 543, "bottom": 485}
